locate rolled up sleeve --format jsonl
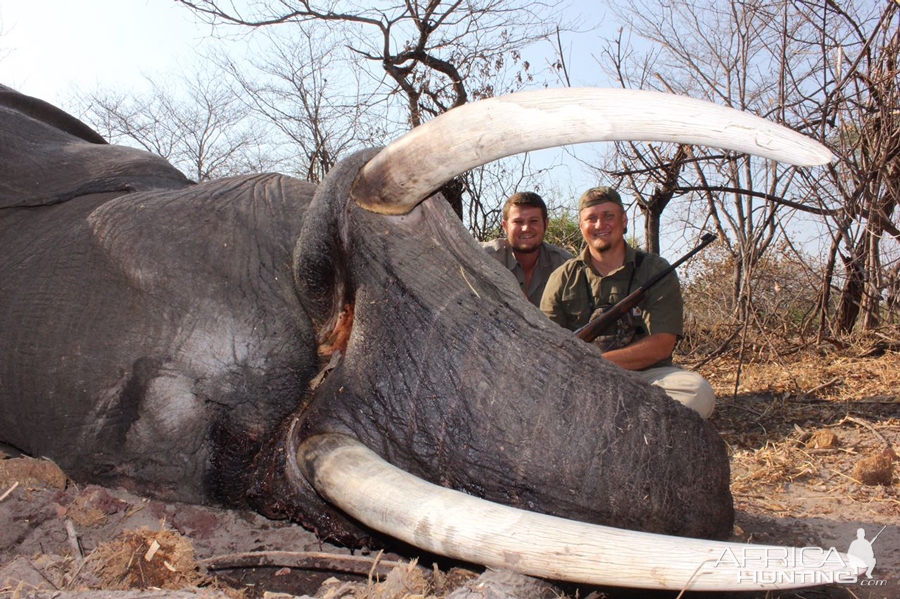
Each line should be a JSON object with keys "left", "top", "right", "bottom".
{"left": 641, "top": 269, "right": 684, "bottom": 337}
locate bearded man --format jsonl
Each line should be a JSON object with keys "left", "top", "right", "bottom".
{"left": 540, "top": 187, "right": 715, "bottom": 418}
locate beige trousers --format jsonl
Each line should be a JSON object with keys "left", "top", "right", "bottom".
{"left": 636, "top": 366, "right": 716, "bottom": 419}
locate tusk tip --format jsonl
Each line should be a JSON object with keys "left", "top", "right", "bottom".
{"left": 810, "top": 147, "right": 835, "bottom": 166}
{"left": 785, "top": 141, "right": 833, "bottom": 166}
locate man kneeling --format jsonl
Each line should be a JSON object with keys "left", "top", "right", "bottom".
{"left": 541, "top": 187, "right": 715, "bottom": 418}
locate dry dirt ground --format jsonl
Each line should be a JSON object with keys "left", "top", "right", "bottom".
{"left": 698, "top": 349, "right": 900, "bottom": 599}
{"left": 1, "top": 350, "right": 897, "bottom": 599}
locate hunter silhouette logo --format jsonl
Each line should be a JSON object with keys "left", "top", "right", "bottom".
{"left": 847, "top": 526, "right": 885, "bottom": 580}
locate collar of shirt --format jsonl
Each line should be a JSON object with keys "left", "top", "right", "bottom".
{"left": 578, "top": 244, "right": 638, "bottom": 277}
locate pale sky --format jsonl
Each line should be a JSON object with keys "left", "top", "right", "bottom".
{"left": 0, "top": 0, "right": 616, "bottom": 204}
{"left": 0, "top": 1, "right": 832, "bottom": 253}
{"left": 1, "top": 0, "right": 216, "bottom": 104}
{"left": 1, "top": 0, "right": 612, "bottom": 106}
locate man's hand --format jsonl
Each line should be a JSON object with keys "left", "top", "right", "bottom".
{"left": 601, "top": 333, "right": 677, "bottom": 371}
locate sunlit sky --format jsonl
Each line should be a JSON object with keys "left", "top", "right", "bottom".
{"left": 1, "top": 0, "right": 613, "bottom": 106}
{"left": 1, "top": 0, "right": 210, "bottom": 102}
{"left": 2, "top": 1, "right": 826, "bottom": 253}
{"left": 1, "top": 0, "right": 622, "bottom": 215}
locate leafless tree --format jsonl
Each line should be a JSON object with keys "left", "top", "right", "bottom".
{"left": 791, "top": 0, "right": 900, "bottom": 336}
{"left": 211, "top": 27, "right": 378, "bottom": 183}
{"left": 595, "top": 0, "right": 838, "bottom": 321}
{"left": 588, "top": 0, "right": 899, "bottom": 346}
{"left": 462, "top": 152, "right": 562, "bottom": 241}
{"left": 72, "top": 71, "right": 277, "bottom": 182}
{"left": 175, "top": 0, "right": 565, "bottom": 219}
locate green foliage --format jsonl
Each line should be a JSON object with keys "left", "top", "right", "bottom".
{"left": 544, "top": 211, "right": 582, "bottom": 255}
{"left": 626, "top": 233, "right": 643, "bottom": 251}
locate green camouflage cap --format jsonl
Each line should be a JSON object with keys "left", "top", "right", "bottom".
{"left": 578, "top": 186, "right": 623, "bottom": 212}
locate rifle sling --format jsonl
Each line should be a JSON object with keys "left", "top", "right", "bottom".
{"left": 582, "top": 252, "right": 645, "bottom": 321}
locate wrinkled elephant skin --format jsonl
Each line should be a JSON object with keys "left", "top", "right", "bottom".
{"left": 0, "top": 86, "right": 734, "bottom": 553}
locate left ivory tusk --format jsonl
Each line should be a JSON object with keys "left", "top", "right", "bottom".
{"left": 351, "top": 87, "right": 832, "bottom": 214}
{"left": 297, "top": 434, "right": 861, "bottom": 591}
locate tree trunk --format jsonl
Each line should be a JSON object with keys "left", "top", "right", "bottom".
{"left": 835, "top": 236, "right": 867, "bottom": 334}
{"left": 639, "top": 145, "right": 687, "bottom": 254}
{"left": 641, "top": 204, "right": 662, "bottom": 255}
{"left": 439, "top": 177, "right": 465, "bottom": 220}
{"left": 862, "top": 226, "right": 882, "bottom": 330}
{"left": 731, "top": 258, "right": 743, "bottom": 319}
{"left": 816, "top": 232, "right": 840, "bottom": 343}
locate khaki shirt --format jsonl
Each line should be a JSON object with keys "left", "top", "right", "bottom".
{"left": 480, "top": 239, "right": 573, "bottom": 306}
{"left": 540, "top": 246, "right": 683, "bottom": 368}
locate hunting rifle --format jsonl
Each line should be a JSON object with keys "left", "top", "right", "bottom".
{"left": 574, "top": 233, "right": 717, "bottom": 344}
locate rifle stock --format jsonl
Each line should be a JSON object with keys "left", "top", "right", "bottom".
{"left": 574, "top": 288, "right": 644, "bottom": 342}
{"left": 574, "top": 233, "right": 716, "bottom": 344}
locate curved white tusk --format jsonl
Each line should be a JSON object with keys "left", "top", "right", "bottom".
{"left": 298, "top": 434, "right": 862, "bottom": 591}
{"left": 350, "top": 87, "right": 833, "bottom": 214}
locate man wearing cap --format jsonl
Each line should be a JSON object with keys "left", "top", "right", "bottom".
{"left": 540, "top": 186, "right": 715, "bottom": 418}
{"left": 481, "top": 192, "right": 573, "bottom": 306}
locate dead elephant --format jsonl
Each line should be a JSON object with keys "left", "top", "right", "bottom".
{"left": 0, "top": 85, "right": 843, "bottom": 590}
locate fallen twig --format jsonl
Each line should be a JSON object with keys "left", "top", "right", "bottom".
{"left": 121, "top": 503, "right": 146, "bottom": 521}
{"left": 844, "top": 416, "right": 897, "bottom": 454}
{"left": 806, "top": 447, "right": 857, "bottom": 455}
{"left": 859, "top": 341, "right": 900, "bottom": 358}
{"left": 144, "top": 539, "right": 161, "bottom": 562}
{"left": 200, "top": 550, "right": 415, "bottom": 578}
{"left": 65, "top": 519, "right": 84, "bottom": 564}
{"left": 805, "top": 376, "right": 842, "bottom": 396}
{"left": 460, "top": 266, "right": 481, "bottom": 299}
{"left": 66, "top": 551, "right": 96, "bottom": 590}
{"left": 690, "top": 327, "right": 742, "bottom": 370}
{"left": 676, "top": 558, "right": 718, "bottom": 598}
{"left": 828, "top": 468, "right": 863, "bottom": 486}
{"left": 792, "top": 395, "right": 898, "bottom": 404}
{"left": 724, "top": 402, "right": 764, "bottom": 417}
{"left": 0, "top": 481, "right": 18, "bottom": 502}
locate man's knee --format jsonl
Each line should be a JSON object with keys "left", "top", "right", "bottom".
{"left": 676, "top": 373, "right": 716, "bottom": 419}
{"left": 640, "top": 367, "right": 716, "bottom": 419}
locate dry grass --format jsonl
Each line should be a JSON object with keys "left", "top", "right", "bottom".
{"left": 697, "top": 343, "right": 900, "bottom": 402}
{"left": 0, "top": 456, "right": 67, "bottom": 491}
{"left": 695, "top": 346, "right": 900, "bottom": 522}
{"left": 90, "top": 528, "right": 206, "bottom": 591}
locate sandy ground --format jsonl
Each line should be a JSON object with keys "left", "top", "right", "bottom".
{"left": 721, "top": 408, "right": 900, "bottom": 599}
{"left": 701, "top": 353, "right": 900, "bottom": 599}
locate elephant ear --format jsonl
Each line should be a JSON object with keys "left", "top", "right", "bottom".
{"left": 0, "top": 87, "right": 191, "bottom": 209}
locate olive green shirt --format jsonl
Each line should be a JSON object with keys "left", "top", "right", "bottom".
{"left": 480, "top": 239, "right": 573, "bottom": 306}
{"left": 540, "top": 246, "right": 683, "bottom": 368}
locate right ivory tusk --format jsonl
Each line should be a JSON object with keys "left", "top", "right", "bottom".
{"left": 297, "top": 434, "right": 862, "bottom": 591}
